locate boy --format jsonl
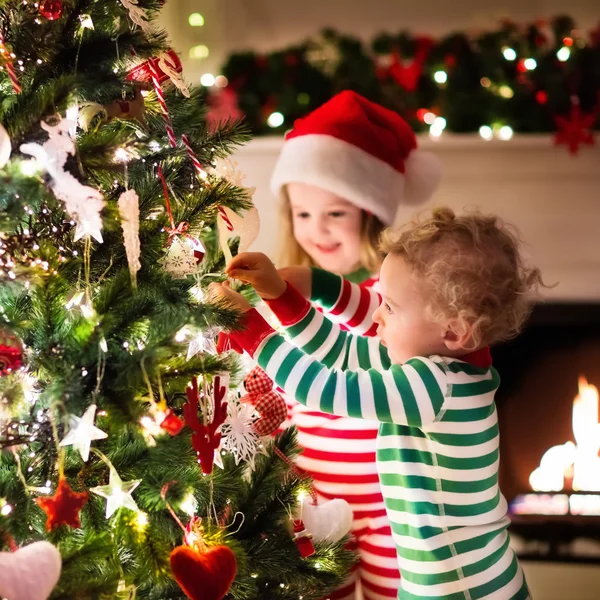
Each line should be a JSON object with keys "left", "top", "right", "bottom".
{"left": 212, "top": 207, "right": 542, "bottom": 599}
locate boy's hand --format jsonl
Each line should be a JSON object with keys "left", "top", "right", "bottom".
{"left": 277, "top": 266, "right": 312, "bottom": 300}
{"left": 208, "top": 281, "right": 252, "bottom": 312}
{"left": 226, "top": 252, "right": 287, "bottom": 300}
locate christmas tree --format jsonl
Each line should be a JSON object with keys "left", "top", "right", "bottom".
{"left": 0, "top": 1, "right": 353, "bottom": 598}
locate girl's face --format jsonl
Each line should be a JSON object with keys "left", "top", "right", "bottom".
{"left": 287, "top": 182, "right": 363, "bottom": 275}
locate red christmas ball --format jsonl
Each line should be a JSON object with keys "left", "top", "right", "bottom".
{"left": 0, "top": 330, "right": 23, "bottom": 375}
{"left": 39, "top": 0, "right": 63, "bottom": 20}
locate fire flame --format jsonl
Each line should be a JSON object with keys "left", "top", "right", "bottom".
{"left": 530, "top": 377, "right": 600, "bottom": 492}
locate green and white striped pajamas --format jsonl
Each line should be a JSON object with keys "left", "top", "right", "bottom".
{"left": 232, "top": 283, "right": 530, "bottom": 600}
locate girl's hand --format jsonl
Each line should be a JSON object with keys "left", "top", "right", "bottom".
{"left": 208, "top": 281, "right": 252, "bottom": 312}
{"left": 277, "top": 266, "right": 312, "bottom": 299}
{"left": 226, "top": 253, "right": 287, "bottom": 300}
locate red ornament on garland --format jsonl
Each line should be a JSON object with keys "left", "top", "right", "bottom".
{"left": 36, "top": 477, "right": 88, "bottom": 531}
{"left": 170, "top": 544, "right": 237, "bottom": 600}
{"left": 39, "top": 0, "right": 63, "bottom": 20}
{"left": 554, "top": 99, "right": 597, "bottom": 155}
{"left": 0, "top": 330, "right": 23, "bottom": 375}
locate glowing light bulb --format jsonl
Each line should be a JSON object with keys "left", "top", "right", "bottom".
{"left": 114, "top": 148, "right": 129, "bottom": 162}
{"left": 188, "top": 13, "right": 204, "bottom": 27}
{"left": 499, "top": 85, "right": 514, "bottom": 99}
{"left": 557, "top": 47, "right": 571, "bottom": 62}
{"left": 1, "top": 503, "right": 12, "bottom": 516}
{"left": 200, "top": 73, "right": 215, "bottom": 87}
{"left": 215, "top": 75, "right": 228, "bottom": 88}
{"left": 524, "top": 58, "right": 537, "bottom": 70}
{"left": 433, "top": 70, "right": 447, "bottom": 84}
{"left": 502, "top": 47, "right": 517, "bottom": 61}
{"left": 498, "top": 126, "right": 514, "bottom": 141}
{"left": 189, "top": 45, "right": 209, "bottom": 59}
{"left": 267, "top": 112, "right": 285, "bottom": 128}
{"left": 423, "top": 112, "right": 436, "bottom": 125}
{"left": 479, "top": 125, "right": 493, "bottom": 140}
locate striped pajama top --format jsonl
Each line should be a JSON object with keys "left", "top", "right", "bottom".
{"left": 231, "top": 282, "right": 531, "bottom": 600}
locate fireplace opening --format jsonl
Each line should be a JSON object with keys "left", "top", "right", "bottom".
{"left": 492, "top": 303, "right": 600, "bottom": 564}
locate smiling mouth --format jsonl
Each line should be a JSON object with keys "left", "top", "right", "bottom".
{"left": 315, "top": 244, "right": 341, "bottom": 254}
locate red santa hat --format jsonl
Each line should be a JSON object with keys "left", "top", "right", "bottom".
{"left": 270, "top": 90, "right": 442, "bottom": 226}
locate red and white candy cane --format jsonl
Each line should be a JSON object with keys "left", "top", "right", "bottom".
{"left": 147, "top": 58, "right": 177, "bottom": 148}
{"left": 0, "top": 34, "right": 21, "bottom": 93}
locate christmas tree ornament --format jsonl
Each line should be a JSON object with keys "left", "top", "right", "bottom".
{"left": 299, "top": 497, "right": 353, "bottom": 543}
{"left": 186, "top": 328, "right": 218, "bottom": 360}
{"left": 157, "top": 51, "right": 190, "bottom": 97}
{"left": 20, "top": 118, "right": 105, "bottom": 243}
{"left": 292, "top": 519, "right": 315, "bottom": 558}
{"left": 241, "top": 366, "right": 287, "bottom": 436}
{"left": 0, "top": 123, "right": 11, "bottom": 167}
{"left": 220, "top": 394, "right": 260, "bottom": 468}
{"left": 36, "top": 477, "right": 89, "bottom": 531}
{"left": 118, "top": 189, "right": 142, "bottom": 287}
{"left": 306, "top": 33, "right": 341, "bottom": 76}
{"left": 0, "top": 329, "right": 23, "bottom": 375}
{"left": 554, "top": 99, "right": 596, "bottom": 155}
{"left": 59, "top": 404, "right": 107, "bottom": 462}
{"left": 0, "top": 541, "right": 62, "bottom": 600}
{"left": 79, "top": 87, "right": 147, "bottom": 131}
{"left": 39, "top": 0, "right": 63, "bottom": 20}
{"left": 159, "top": 409, "right": 184, "bottom": 436}
{"left": 170, "top": 543, "right": 237, "bottom": 600}
{"left": 377, "top": 38, "right": 434, "bottom": 92}
{"left": 90, "top": 467, "right": 141, "bottom": 518}
{"left": 160, "top": 236, "right": 198, "bottom": 278}
{"left": 120, "top": 0, "right": 153, "bottom": 33}
{"left": 183, "top": 375, "right": 228, "bottom": 475}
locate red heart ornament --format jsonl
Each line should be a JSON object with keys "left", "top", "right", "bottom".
{"left": 170, "top": 544, "right": 237, "bottom": 600}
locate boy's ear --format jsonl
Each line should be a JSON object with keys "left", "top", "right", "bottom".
{"left": 443, "top": 319, "right": 473, "bottom": 351}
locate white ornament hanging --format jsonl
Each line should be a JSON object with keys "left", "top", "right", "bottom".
{"left": 20, "top": 118, "right": 105, "bottom": 243}
{"left": 159, "top": 236, "right": 198, "bottom": 279}
{"left": 157, "top": 51, "right": 190, "bottom": 98}
{"left": 298, "top": 497, "right": 353, "bottom": 543}
{"left": 0, "top": 123, "right": 12, "bottom": 167}
{"left": 220, "top": 395, "right": 260, "bottom": 470}
{"left": 0, "top": 541, "right": 62, "bottom": 600}
{"left": 59, "top": 404, "right": 107, "bottom": 462}
{"left": 118, "top": 189, "right": 142, "bottom": 287}
{"left": 186, "top": 327, "right": 219, "bottom": 360}
{"left": 90, "top": 467, "right": 141, "bottom": 518}
{"left": 120, "top": 0, "right": 153, "bottom": 33}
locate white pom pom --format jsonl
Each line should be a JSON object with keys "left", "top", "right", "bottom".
{"left": 403, "top": 149, "right": 443, "bottom": 205}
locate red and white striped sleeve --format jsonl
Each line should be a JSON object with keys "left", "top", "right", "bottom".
{"left": 309, "top": 267, "right": 381, "bottom": 337}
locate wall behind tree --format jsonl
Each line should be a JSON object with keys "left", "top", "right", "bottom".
{"left": 160, "top": 0, "right": 600, "bottom": 84}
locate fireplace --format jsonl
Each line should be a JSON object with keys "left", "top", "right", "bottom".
{"left": 492, "top": 303, "right": 600, "bottom": 563}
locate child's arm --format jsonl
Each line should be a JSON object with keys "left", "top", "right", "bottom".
{"left": 279, "top": 266, "right": 380, "bottom": 337}
{"left": 229, "top": 307, "right": 447, "bottom": 427}
{"left": 264, "top": 280, "right": 389, "bottom": 371}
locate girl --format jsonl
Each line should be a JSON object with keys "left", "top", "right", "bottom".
{"left": 268, "top": 91, "right": 441, "bottom": 600}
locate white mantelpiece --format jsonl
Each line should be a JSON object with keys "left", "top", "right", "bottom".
{"left": 232, "top": 135, "right": 600, "bottom": 302}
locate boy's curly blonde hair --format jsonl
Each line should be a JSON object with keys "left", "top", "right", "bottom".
{"left": 380, "top": 207, "right": 545, "bottom": 349}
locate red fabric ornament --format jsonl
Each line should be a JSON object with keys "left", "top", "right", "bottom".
{"left": 170, "top": 544, "right": 237, "bottom": 600}
{"left": 39, "top": 0, "right": 63, "bottom": 20}
{"left": 292, "top": 519, "right": 315, "bottom": 558}
{"left": 554, "top": 101, "right": 597, "bottom": 155}
{"left": 36, "top": 477, "right": 88, "bottom": 531}
{"left": 216, "top": 332, "right": 243, "bottom": 355}
{"left": 0, "top": 330, "right": 23, "bottom": 375}
{"left": 241, "top": 366, "right": 287, "bottom": 436}
{"left": 183, "top": 376, "right": 228, "bottom": 475}
{"left": 160, "top": 409, "right": 184, "bottom": 436}
{"left": 127, "top": 49, "right": 182, "bottom": 86}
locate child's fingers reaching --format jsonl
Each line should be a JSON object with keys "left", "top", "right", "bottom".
{"left": 226, "top": 252, "right": 286, "bottom": 300}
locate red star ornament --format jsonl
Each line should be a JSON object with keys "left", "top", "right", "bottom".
{"left": 554, "top": 103, "right": 597, "bottom": 155}
{"left": 36, "top": 477, "right": 89, "bottom": 531}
